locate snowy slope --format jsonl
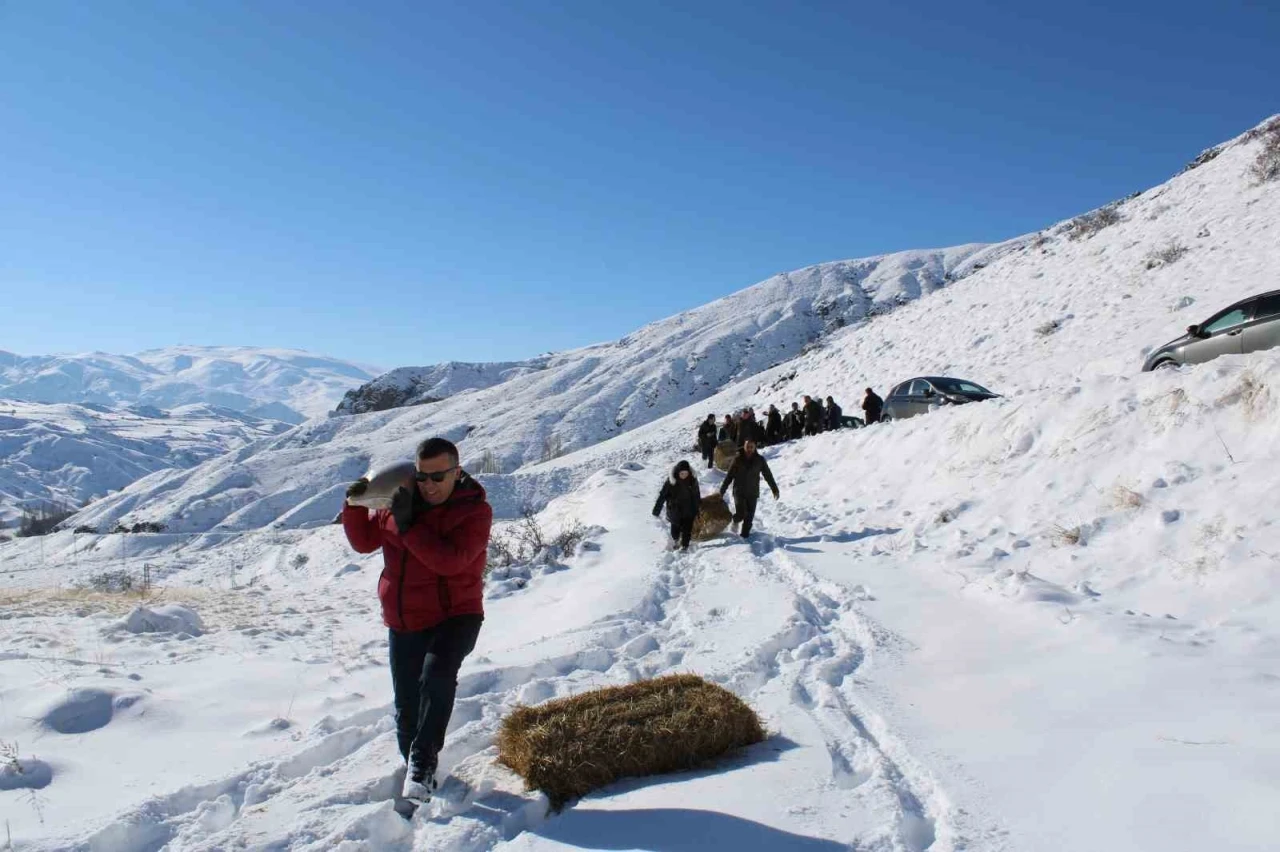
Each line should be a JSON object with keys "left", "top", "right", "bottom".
{"left": 1, "top": 115, "right": 1279, "bottom": 852}
{"left": 0, "top": 400, "right": 292, "bottom": 529}
{"left": 333, "top": 245, "right": 1005, "bottom": 417}
{"left": 66, "top": 246, "right": 1008, "bottom": 535}
{"left": 0, "top": 346, "right": 379, "bottom": 424}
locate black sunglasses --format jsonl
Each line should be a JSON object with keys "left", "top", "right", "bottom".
{"left": 414, "top": 466, "right": 457, "bottom": 483}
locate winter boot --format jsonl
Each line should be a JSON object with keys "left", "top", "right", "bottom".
{"left": 402, "top": 756, "right": 438, "bottom": 803}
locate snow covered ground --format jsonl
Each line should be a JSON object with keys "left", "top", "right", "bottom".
{"left": 0, "top": 346, "right": 379, "bottom": 425}
{"left": 1, "top": 116, "right": 1278, "bottom": 850}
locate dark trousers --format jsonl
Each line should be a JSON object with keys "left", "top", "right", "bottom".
{"left": 669, "top": 516, "right": 695, "bottom": 549}
{"left": 700, "top": 443, "right": 715, "bottom": 468}
{"left": 732, "top": 491, "right": 759, "bottom": 536}
{"left": 388, "top": 613, "right": 483, "bottom": 772}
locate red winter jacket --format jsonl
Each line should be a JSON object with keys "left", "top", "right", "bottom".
{"left": 342, "top": 475, "right": 492, "bottom": 632}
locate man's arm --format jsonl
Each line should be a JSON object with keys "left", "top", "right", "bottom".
{"left": 342, "top": 504, "right": 384, "bottom": 553}
{"left": 720, "top": 458, "right": 738, "bottom": 494}
{"left": 761, "top": 458, "right": 780, "bottom": 497}
{"left": 399, "top": 503, "right": 493, "bottom": 577}
{"left": 653, "top": 482, "right": 670, "bottom": 517}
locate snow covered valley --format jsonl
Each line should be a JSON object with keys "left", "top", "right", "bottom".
{"left": 1, "top": 116, "right": 1278, "bottom": 851}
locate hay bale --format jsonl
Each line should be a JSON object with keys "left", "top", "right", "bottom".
{"left": 692, "top": 492, "right": 732, "bottom": 540}
{"left": 713, "top": 439, "right": 738, "bottom": 472}
{"left": 496, "top": 674, "right": 765, "bottom": 809}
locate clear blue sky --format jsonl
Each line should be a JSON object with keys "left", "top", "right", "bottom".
{"left": 3, "top": 1, "right": 1277, "bottom": 370}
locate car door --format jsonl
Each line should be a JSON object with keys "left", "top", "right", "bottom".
{"left": 885, "top": 382, "right": 911, "bottom": 420}
{"left": 1185, "top": 304, "right": 1251, "bottom": 364}
{"left": 907, "top": 379, "right": 934, "bottom": 417}
{"left": 1242, "top": 294, "right": 1280, "bottom": 355}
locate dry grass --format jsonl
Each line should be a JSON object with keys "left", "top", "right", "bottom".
{"left": 692, "top": 493, "right": 732, "bottom": 540}
{"left": 497, "top": 674, "right": 765, "bottom": 809}
{"left": 1066, "top": 205, "right": 1121, "bottom": 241}
{"left": 1249, "top": 120, "right": 1280, "bottom": 184}
{"left": 0, "top": 585, "right": 212, "bottom": 620}
{"left": 1144, "top": 241, "right": 1188, "bottom": 270}
{"left": 1050, "top": 524, "right": 1083, "bottom": 546}
{"left": 1110, "top": 485, "right": 1145, "bottom": 510}
{"left": 712, "top": 440, "right": 738, "bottom": 472}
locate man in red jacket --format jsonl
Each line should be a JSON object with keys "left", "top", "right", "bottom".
{"left": 342, "top": 437, "right": 492, "bottom": 803}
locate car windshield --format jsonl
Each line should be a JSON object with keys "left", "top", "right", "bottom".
{"left": 931, "top": 378, "right": 991, "bottom": 395}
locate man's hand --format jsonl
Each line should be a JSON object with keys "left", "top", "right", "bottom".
{"left": 391, "top": 487, "right": 415, "bottom": 533}
{"left": 345, "top": 477, "right": 369, "bottom": 502}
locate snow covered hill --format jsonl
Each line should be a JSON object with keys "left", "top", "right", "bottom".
{"left": 66, "top": 247, "right": 1019, "bottom": 535}
{"left": 2, "top": 115, "right": 1278, "bottom": 852}
{"left": 0, "top": 346, "right": 379, "bottom": 425}
{"left": 333, "top": 243, "right": 1008, "bottom": 417}
{"left": 0, "top": 400, "right": 292, "bottom": 530}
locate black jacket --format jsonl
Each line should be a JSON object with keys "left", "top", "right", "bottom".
{"left": 718, "top": 420, "right": 738, "bottom": 443}
{"left": 653, "top": 465, "right": 703, "bottom": 522}
{"left": 804, "top": 399, "right": 824, "bottom": 427}
{"left": 825, "top": 402, "right": 842, "bottom": 430}
{"left": 698, "top": 419, "right": 718, "bottom": 450}
{"left": 766, "top": 409, "right": 783, "bottom": 442}
{"left": 786, "top": 410, "right": 804, "bottom": 439}
{"left": 720, "top": 451, "right": 779, "bottom": 500}
{"left": 862, "top": 391, "right": 883, "bottom": 420}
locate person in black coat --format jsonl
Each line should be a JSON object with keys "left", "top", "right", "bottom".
{"left": 765, "top": 405, "right": 783, "bottom": 444}
{"left": 697, "top": 414, "right": 718, "bottom": 468}
{"left": 862, "top": 388, "right": 884, "bottom": 424}
{"left": 653, "top": 460, "right": 702, "bottom": 550}
{"left": 786, "top": 402, "right": 804, "bottom": 441}
{"left": 719, "top": 439, "right": 779, "bottom": 538}
{"left": 824, "top": 396, "right": 843, "bottom": 431}
{"left": 803, "top": 395, "right": 824, "bottom": 436}
{"left": 718, "top": 414, "right": 738, "bottom": 444}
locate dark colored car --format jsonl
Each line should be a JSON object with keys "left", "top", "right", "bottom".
{"left": 882, "top": 377, "right": 1000, "bottom": 421}
{"left": 1142, "top": 290, "right": 1280, "bottom": 371}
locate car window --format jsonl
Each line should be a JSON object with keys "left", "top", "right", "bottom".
{"left": 1252, "top": 294, "right": 1280, "bottom": 321}
{"left": 1203, "top": 308, "right": 1249, "bottom": 334}
{"left": 932, "top": 378, "right": 991, "bottom": 395}
{"left": 908, "top": 380, "right": 932, "bottom": 396}
{"left": 889, "top": 382, "right": 910, "bottom": 397}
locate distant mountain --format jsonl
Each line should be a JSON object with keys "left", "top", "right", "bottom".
{"left": 0, "top": 400, "right": 291, "bottom": 529}
{"left": 0, "top": 346, "right": 380, "bottom": 424}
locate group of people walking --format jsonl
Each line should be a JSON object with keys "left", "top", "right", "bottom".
{"left": 656, "top": 388, "right": 885, "bottom": 551}
{"left": 695, "top": 388, "right": 884, "bottom": 468}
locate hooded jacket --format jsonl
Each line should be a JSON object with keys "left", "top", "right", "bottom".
{"left": 343, "top": 472, "right": 492, "bottom": 632}
{"left": 653, "top": 461, "right": 702, "bottom": 522}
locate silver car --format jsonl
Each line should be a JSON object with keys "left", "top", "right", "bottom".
{"left": 1143, "top": 290, "right": 1280, "bottom": 371}
{"left": 882, "top": 376, "right": 1000, "bottom": 421}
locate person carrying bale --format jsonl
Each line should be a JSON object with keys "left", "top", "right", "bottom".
{"left": 652, "top": 460, "right": 702, "bottom": 550}
{"left": 697, "top": 414, "right": 718, "bottom": 469}
{"left": 341, "top": 437, "right": 491, "bottom": 804}
{"left": 719, "top": 438, "right": 779, "bottom": 539}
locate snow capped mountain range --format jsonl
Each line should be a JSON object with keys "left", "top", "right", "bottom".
{"left": 2, "top": 115, "right": 1279, "bottom": 851}
{"left": 0, "top": 400, "right": 292, "bottom": 529}
{"left": 0, "top": 345, "right": 379, "bottom": 425}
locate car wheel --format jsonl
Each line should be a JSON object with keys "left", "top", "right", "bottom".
{"left": 1154, "top": 359, "right": 1180, "bottom": 371}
